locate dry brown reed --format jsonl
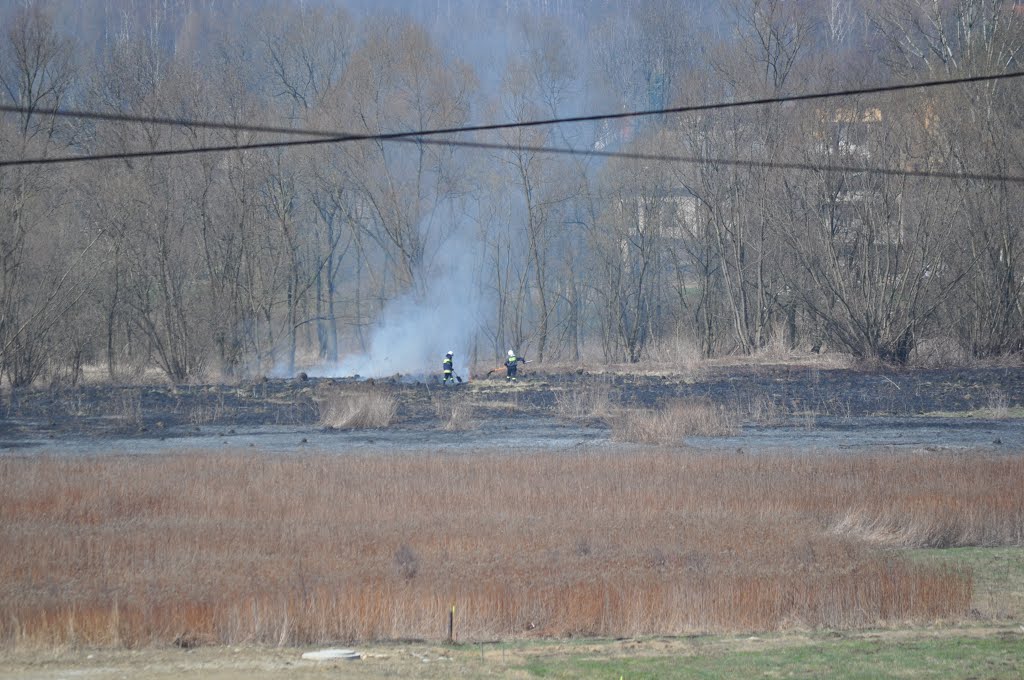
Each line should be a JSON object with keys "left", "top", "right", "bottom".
{"left": 984, "top": 387, "right": 1010, "bottom": 418}
{"left": 612, "top": 398, "right": 738, "bottom": 443}
{"left": 553, "top": 383, "right": 614, "bottom": 421}
{"left": 2, "top": 449, "right": 1019, "bottom": 648}
{"left": 316, "top": 385, "right": 397, "bottom": 429}
{"left": 432, "top": 394, "right": 475, "bottom": 431}
{"left": 910, "top": 337, "right": 970, "bottom": 367}
{"left": 744, "top": 394, "right": 786, "bottom": 426}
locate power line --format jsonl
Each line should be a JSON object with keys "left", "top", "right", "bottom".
{"left": 3, "top": 128, "right": 1019, "bottom": 181}
{"left": 2, "top": 69, "right": 1022, "bottom": 144}
{"left": 414, "top": 138, "right": 1024, "bottom": 184}
{"left": 1, "top": 70, "right": 1022, "bottom": 181}
{"left": 0, "top": 135, "right": 353, "bottom": 166}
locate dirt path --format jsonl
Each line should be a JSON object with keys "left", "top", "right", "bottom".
{"left": 2, "top": 625, "right": 1021, "bottom": 679}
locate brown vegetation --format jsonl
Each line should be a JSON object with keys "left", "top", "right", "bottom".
{"left": 431, "top": 393, "right": 475, "bottom": 431}
{"left": 612, "top": 398, "right": 738, "bottom": 442}
{"left": 553, "top": 383, "right": 614, "bottom": 421}
{"left": 2, "top": 449, "right": 1019, "bottom": 647}
{"left": 316, "top": 385, "right": 397, "bottom": 429}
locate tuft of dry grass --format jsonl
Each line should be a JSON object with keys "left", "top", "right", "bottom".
{"left": 744, "top": 394, "right": 786, "bottom": 426}
{"left": 115, "top": 388, "right": 143, "bottom": 423}
{"left": 910, "top": 336, "right": 970, "bottom": 368}
{"left": 553, "top": 383, "right": 614, "bottom": 421}
{"left": 612, "top": 398, "right": 738, "bottom": 443}
{"left": 432, "top": 394, "right": 475, "bottom": 431}
{"left": 316, "top": 385, "right": 396, "bottom": 428}
{"left": 2, "top": 449, "right": 1019, "bottom": 647}
{"left": 984, "top": 387, "right": 1010, "bottom": 418}
{"left": 185, "top": 388, "right": 238, "bottom": 425}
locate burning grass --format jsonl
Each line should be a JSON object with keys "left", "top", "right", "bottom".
{"left": 1, "top": 449, "right": 1021, "bottom": 648}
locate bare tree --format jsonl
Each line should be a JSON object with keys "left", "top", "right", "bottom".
{"left": 336, "top": 17, "right": 473, "bottom": 296}
{"left": 590, "top": 151, "right": 674, "bottom": 362}
{"left": 0, "top": 2, "right": 80, "bottom": 386}
{"left": 0, "top": 2, "right": 74, "bottom": 139}
{"left": 491, "top": 16, "right": 582, "bottom": 363}
{"left": 779, "top": 97, "right": 966, "bottom": 363}
{"left": 871, "top": 0, "right": 1024, "bottom": 358}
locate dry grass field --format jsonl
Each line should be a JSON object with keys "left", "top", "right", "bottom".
{"left": 2, "top": 448, "right": 1021, "bottom": 649}
{"left": 315, "top": 384, "right": 397, "bottom": 429}
{"left": 611, "top": 399, "right": 738, "bottom": 442}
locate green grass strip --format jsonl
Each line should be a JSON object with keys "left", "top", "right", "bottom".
{"left": 517, "top": 633, "right": 1024, "bottom": 679}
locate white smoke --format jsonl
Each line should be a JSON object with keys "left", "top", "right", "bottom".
{"left": 308, "top": 239, "right": 489, "bottom": 380}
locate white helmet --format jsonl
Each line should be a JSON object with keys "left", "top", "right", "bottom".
{"left": 507, "top": 350, "right": 515, "bottom": 356}
{"left": 447, "top": 350, "right": 453, "bottom": 356}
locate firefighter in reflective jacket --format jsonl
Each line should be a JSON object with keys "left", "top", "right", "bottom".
{"left": 443, "top": 351, "right": 455, "bottom": 384}
{"left": 505, "top": 350, "right": 526, "bottom": 382}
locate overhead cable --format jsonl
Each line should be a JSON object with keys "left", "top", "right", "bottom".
{"left": 414, "top": 138, "right": 1024, "bottom": 184}
{"left": 2, "top": 130, "right": 1019, "bottom": 182}
{"left": 1, "top": 69, "right": 1021, "bottom": 144}
{"left": 0, "top": 70, "right": 1022, "bottom": 180}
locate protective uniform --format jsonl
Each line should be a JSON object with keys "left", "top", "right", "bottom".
{"left": 505, "top": 350, "right": 524, "bottom": 382}
{"left": 443, "top": 351, "right": 455, "bottom": 384}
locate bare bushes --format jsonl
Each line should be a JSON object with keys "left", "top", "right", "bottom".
{"left": 612, "top": 399, "right": 737, "bottom": 443}
{"left": 316, "top": 385, "right": 396, "bottom": 429}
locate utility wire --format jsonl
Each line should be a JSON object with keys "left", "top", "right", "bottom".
{"left": 414, "top": 137, "right": 1024, "bottom": 184}
{"left": 5, "top": 127, "right": 1021, "bottom": 183}
{"left": 2, "top": 70, "right": 1022, "bottom": 143}
{"left": 1, "top": 70, "right": 1022, "bottom": 180}
{"left": 4, "top": 131, "right": 1019, "bottom": 182}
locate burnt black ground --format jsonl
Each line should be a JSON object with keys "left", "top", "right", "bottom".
{"left": 1, "top": 364, "right": 1023, "bottom": 452}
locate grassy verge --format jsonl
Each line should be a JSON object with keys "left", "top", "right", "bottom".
{"left": 510, "top": 630, "right": 1024, "bottom": 679}
{"left": 905, "top": 546, "right": 1024, "bottom": 621}
{"left": 1, "top": 628, "right": 1022, "bottom": 679}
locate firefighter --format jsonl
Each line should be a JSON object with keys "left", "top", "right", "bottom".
{"left": 442, "top": 351, "right": 455, "bottom": 385}
{"left": 505, "top": 349, "right": 526, "bottom": 382}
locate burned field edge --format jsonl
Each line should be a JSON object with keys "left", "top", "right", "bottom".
{"left": 1, "top": 364, "right": 1022, "bottom": 650}
{"left": 2, "top": 364, "right": 1023, "bottom": 443}
{"left": 1, "top": 448, "right": 1022, "bottom": 648}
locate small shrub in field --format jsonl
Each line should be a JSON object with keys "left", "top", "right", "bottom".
{"left": 317, "top": 386, "right": 396, "bottom": 428}
{"left": 115, "top": 388, "right": 143, "bottom": 424}
{"left": 393, "top": 544, "right": 419, "bottom": 580}
{"left": 554, "top": 384, "right": 613, "bottom": 421}
{"left": 985, "top": 388, "right": 1010, "bottom": 418}
{"left": 745, "top": 395, "right": 785, "bottom": 426}
{"left": 432, "top": 395, "right": 475, "bottom": 431}
{"left": 612, "top": 399, "right": 737, "bottom": 443}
